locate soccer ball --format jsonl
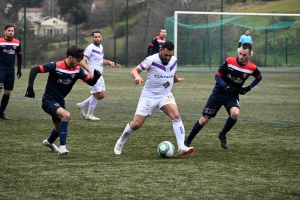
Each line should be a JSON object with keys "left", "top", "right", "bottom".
{"left": 157, "top": 141, "right": 175, "bottom": 158}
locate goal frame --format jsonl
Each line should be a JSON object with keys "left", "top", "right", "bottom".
{"left": 173, "top": 11, "right": 300, "bottom": 58}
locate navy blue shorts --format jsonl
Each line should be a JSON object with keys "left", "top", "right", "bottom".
{"left": 42, "top": 100, "right": 65, "bottom": 123}
{"left": 0, "top": 69, "right": 15, "bottom": 90}
{"left": 202, "top": 92, "right": 240, "bottom": 119}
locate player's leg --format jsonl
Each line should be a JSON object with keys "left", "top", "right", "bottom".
{"left": 42, "top": 128, "right": 60, "bottom": 153}
{"left": 114, "top": 114, "right": 148, "bottom": 155}
{"left": 0, "top": 71, "right": 14, "bottom": 120}
{"left": 159, "top": 93, "right": 194, "bottom": 157}
{"left": 42, "top": 100, "right": 70, "bottom": 156}
{"left": 218, "top": 99, "right": 240, "bottom": 149}
{"left": 56, "top": 107, "right": 71, "bottom": 156}
{"left": 86, "top": 77, "right": 105, "bottom": 120}
{"left": 185, "top": 94, "right": 222, "bottom": 147}
{"left": 76, "top": 95, "right": 92, "bottom": 117}
{"left": 114, "top": 97, "right": 155, "bottom": 155}
{"left": 41, "top": 100, "right": 60, "bottom": 152}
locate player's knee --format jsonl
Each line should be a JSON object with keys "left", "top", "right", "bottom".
{"left": 61, "top": 111, "right": 71, "bottom": 121}
{"left": 130, "top": 121, "right": 141, "bottom": 130}
{"left": 230, "top": 108, "right": 240, "bottom": 119}
{"left": 200, "top": 116, "right": 210, "bottom": 126}
{"left": 4, "top": 90, "right": 11, "bottom": 96}
{"left": 94, "top": 92, "right": 105, "bottom": 100}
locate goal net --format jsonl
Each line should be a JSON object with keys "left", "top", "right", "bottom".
{"left": 164, "top": 11, "right": 300, "bottom": 68}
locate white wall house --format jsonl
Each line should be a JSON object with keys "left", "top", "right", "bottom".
{"left": 19, "top": 8, "right": 68, "bottom": 36}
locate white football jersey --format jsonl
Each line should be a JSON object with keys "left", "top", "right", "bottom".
{"left": 83, "top": 43, "right": 104, "bottom": 73}
{"left": 138, "top": 53, "right": 178, "bottom": 98}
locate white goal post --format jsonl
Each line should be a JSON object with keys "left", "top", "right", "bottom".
{"left": 171, "top": 11, "right": 300, "bottom": 68}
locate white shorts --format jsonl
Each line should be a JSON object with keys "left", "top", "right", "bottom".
{"left": 135, "top": 92, "right": 176, "bottom": 116}
{"left": 88, "top": 76, "right": 105, "bottom": 94}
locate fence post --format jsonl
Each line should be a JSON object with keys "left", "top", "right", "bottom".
{"left": 143, "top": 4, "right": 150, "bottom": 59}
{"left": 23, "top": 0, "right": 27, "bottom": 69}
{"left": 286, "top": 37, "right": 288, "bottom": 65}
{"left": 264, "top": 29, "right": 267, "bottom": 67}
{"left": 76, "top": 24, "right": 78, "bottom": 46}
{"left": 114, "top": 34, "right": 117, "bottom": 66}
{"left": 272, "top": 16, "right": 277, "bottom": 68}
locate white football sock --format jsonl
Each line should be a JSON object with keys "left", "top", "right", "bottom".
{"left": 81, "top": 95, "right": 93, "bottom": 107}
{"left": 119, "top": 123, "right": 135, "bottom": 143}
{"left": 87, "top": 96, "right": 98, "bottom": 116}
{"left": 172, "top": 118, "right": 185, "bottom": 148}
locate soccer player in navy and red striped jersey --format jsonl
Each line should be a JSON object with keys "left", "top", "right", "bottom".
{"left": 0, "top": 24, "right": 22, "bottom": 120}
{"left": 147, "top": 28, "right": 167, "bottom": 56}
{"left": 185, "top": 43, "right": 262, "bottom": 149}
{"left": 25, "top": 46, "right": 101, "bottom": 156}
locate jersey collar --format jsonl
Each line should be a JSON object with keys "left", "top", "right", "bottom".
{"left": 93, "top": 42, "right": 100, "bottom": 47}
{"left": 236, "top": 56, "right": 248, "bottom": 66}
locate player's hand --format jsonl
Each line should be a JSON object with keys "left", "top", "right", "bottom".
{"left": 175, "top": 77, "right": 184, "bottom": 83}
{"left": 239, "top": 86, "right": 251, "bottom": 95}
{"left": 89, "top": 71, "right": 94, "bottom": 78}
{"left": 17, "top": 69, "right": 22, "bottom": 79}
{"left": 94, "top": 69, "right": 102, "bottom": 80}
{"left": 109, "top": 61, "right": 115, "bottom": 67}
{"left": 134, "top": 77, "right": 144, "bottom": 85}
{"left": 223, "top": 84, "right": 234, "bottom": 95}
{"left": 25, "top": 87, "right": 35, "bottom": 98}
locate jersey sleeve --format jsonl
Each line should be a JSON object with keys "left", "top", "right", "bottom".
{"left": 79, "top": 68, "right": 90, "bottom": 82}
{"left": 39, "top": 62, "right": 56, "bottom": 73}
{"left": 239, "top": 35, "right": 243, "bottom": 43}
{"left": 252, "top": 67, "right": 261, "bottom": 78}
{"left": 149, "top": 37, "right": 157, "bottom": 47}
{"left": 216, "top": 59, "right": 228, "bottom": 77}
{"left": 138, "top": 57, "right": 152, "bottom": 71}
{"left": 16, "top": 41, "right": 22, "bottom": 55}
{"left": 83, "top": 46, "right": 93, "bottom": 60}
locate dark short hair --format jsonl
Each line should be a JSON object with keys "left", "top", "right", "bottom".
{"left": 161, "top": 41, "right": 174, "bottom": 51}
{"left": 4, "top": 24, "right": 14, "bottom": 30}
{"left": 92, "top": 30, "right": 101, "bottom": 37}
{"left": 241, "top": 43, "right": 252, "bottom": 53}
{"left": 66, "top": 45, "right": 84, "bottom": 59}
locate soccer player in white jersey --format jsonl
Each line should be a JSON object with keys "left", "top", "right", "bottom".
{"left": 76, "top": 30, "right": 115, "bottom": 120}
{"left": 114, "top": 41, "right": 194, "bottom": 157}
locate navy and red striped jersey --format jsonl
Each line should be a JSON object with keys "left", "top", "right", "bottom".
{"left": 0, "top": 37, "right": 22, "bottom": 71}
{"left": 214, "top": 56, "right": 262, "bottom": 94}
{"left": 149, "top": 36, "right": 166, "bottom": 55}
{"left": 40, "top": 60, "right": 90, "bottom": 104}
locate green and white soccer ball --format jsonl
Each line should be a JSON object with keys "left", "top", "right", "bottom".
{"left": 157, "top": 141, "right": 175, "bottom": 158}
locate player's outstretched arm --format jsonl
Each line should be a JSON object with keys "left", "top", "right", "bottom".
{"left": 25, "top": 66, "right": 40, "bottom": 98}
{"left": 103, "top": 59, "right": 115, "bottom": 67}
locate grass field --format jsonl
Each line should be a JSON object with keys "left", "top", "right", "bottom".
{"left": 0, "top": 67, "right": 300, "bottom": 199}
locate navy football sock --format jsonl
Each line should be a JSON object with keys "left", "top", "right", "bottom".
{"left": 220, "top": 117, "right": 237, "bottom": 136}
{"left": 59, "top": 121, "right": 69, "bottom": 146}
{"left": 0, "top": 94, "right": 10, "bottom": 114}
{"left": 47, "top": 129, "right": 59, "bottom": 144}
{"left": 185, "top": 121, "right": 203, "bottom": 144}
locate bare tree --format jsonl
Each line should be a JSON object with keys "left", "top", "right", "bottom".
{"left": 41, "top": 0, "right": 60, "bottom": 18}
